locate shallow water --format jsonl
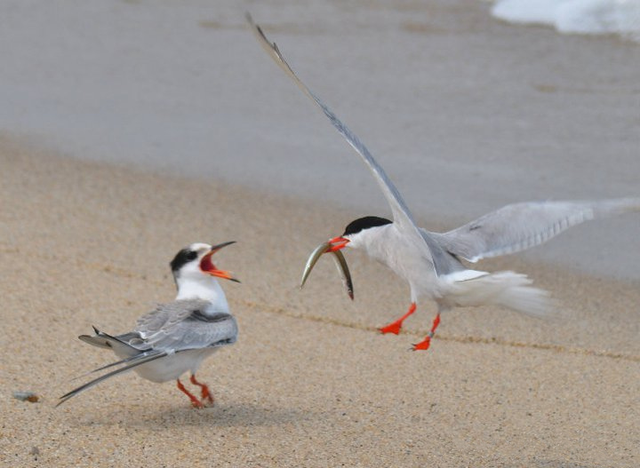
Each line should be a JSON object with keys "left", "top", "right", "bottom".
{"left": 1, "top": 0, "right": 639, "bottom": 279}
{"left": 492, "top": 0, "right": 640, "bottom": 42}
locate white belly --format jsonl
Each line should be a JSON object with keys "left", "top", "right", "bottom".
{"left": 113, "top": 348, "right": 218, "bottom": 383}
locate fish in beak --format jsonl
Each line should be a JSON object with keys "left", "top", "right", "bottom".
{"left": 200, "top": 241, "right": 241, "bottom": 283}
{"left": 300, "top": 237, "right": 353, "bottom": 300}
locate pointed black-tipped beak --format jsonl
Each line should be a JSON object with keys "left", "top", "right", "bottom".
{"left": 209, "top": 240, "right": 237, "bottom": 252}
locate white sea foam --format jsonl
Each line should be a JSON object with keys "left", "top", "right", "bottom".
{"left": 492, "top": 0, "right": 640, "bottom": 42}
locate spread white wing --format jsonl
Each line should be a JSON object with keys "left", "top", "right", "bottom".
{"left": 430, "top": 198, "right": 640, "bottom": 262}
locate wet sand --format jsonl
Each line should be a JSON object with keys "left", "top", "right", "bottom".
{"left": 1, "top": 0, "right": 639, "bottom": 280}
{"left": 1, "top": 138, "right": 639, "bottom": 467}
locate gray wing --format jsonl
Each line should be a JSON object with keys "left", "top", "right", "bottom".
{"left": 57, "top": 350, "right": 168, "bottom": 406}
{"left": 79, "top": 326, "right": 147, "bottom": 352}
{"left": 135, "top": 299, "right": 238, "bottom": 352}
{"left": 57, "top": 303, "right": 237, "bottom": 407}
{"left": 430, "top": 198, "right": 640, "bottom": 263}
{"left": 248, "top": 14, "right": 436, "bottom": 272}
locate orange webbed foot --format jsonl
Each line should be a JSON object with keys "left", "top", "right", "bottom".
{"left": 411, "top": 336, "right": 432, "bottom": 351}
{"left": 379, "top": 320, "right": 403, "bottom": 335}
{"left": 380, "top": 303, "right": 417, "bottom": 336}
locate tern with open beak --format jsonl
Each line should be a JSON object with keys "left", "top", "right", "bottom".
{"left": 58, "top": 242, "right": 239, "bottom": 407}
{"left": 248, "top": 15, "right": 640, "bottom": 351}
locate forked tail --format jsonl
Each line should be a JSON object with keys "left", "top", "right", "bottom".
{"left": 444, "top": 270, "right": 554, "bottom": 318}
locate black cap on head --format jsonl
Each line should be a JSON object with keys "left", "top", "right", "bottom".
{"left": 170, "top": 248, "right": 199, "bottom": 273}
{"left": 343, "top": 216, "right": 392, "bottom": 236}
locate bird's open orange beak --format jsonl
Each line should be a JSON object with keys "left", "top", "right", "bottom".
{"left": 200, "top": 241, "right": 240, "bottom": 283}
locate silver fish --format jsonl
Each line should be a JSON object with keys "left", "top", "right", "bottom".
{"left": 300, "top": 242, "right": 354, "bottom": 300}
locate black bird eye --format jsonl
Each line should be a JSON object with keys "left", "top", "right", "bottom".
{"left": 187, "top": 251, "right": 198, "bottom": 261}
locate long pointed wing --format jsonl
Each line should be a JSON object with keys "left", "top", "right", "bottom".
{"left": 431, "top": 198, "right": 640, "bottom": 262}
{"left": 56, "top": 351, "right": 167, "bottom": 407}
{"left": 70, "top": 353, "right": 147, "bottom": 382}
{"left": 247, "top": 14, "right": 428, "bottom": 247}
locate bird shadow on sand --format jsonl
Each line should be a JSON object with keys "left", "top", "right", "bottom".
{"left": 72, "top": 401, "right": 312, "bottom": 429}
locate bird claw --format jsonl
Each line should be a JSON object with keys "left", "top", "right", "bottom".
{"left": 200, "top": 393, "right": 215, "bottom": 407}
{"left": 190, "top": 375, "right": 215, "bottom": 407}
{"left": 379, "top": 321, "right": 402, "bottom": 335}
{"left": 177, "top": 377, "right": 213, "bottom": 409}
{"left": 411, "top": 315, "right": 440, "bottom": 351}
{"left": 190, "top": 399, "right": 205, "bottom": 409}
{"left": 411, "top": 337, "right": 432, "bottom": 351}
{"left": 380, "top": 303, "right": 416, "bottom": 336}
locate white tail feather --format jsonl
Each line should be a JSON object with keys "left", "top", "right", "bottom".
{"left": 443, "top": 270, "right": 553, "bottom": 318}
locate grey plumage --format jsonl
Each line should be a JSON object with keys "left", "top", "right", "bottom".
{"left": 135, "top": 299, "right": 238, "bottom": 351}
{"left": 250, "top": 15, "right": 639, "bottom": 350}
{"left": 248, "top": 13, "right": 437, "bottom": 277}
{"left": 58, "top": 299, "right": 238, "bottom": 406}
{"left": 57, "top": 350, "right": 169, "bottom": 406}
{"left": 429, "top": 199, "right": 640, "bottom": 263}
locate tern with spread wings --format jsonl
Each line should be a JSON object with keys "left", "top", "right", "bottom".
{"left": 248, "top": 15, "right": 640, "bottom": 350}
{"left": 58, "top": 242, "right": 239, "bottom": 407}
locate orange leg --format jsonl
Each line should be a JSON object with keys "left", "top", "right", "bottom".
{"left": 176, "top": 378, "right": 204, "bottom": 408}
{"left": 379, "top": 303, "right": 417, "bottom": 335}
{"left": 190, "top": 374, "right": 214, "bottom": 406}
{"left": 412, "top": 312, "right": 441, "bottom": 351}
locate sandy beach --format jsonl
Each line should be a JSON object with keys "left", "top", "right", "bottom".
{"left": 1, "top": 0, "right": 640, "bottom": 466}
{"left": 1, "top": 137, "right": 639, "bottom": 467}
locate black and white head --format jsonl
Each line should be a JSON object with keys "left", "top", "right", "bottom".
{"left": 170, "top": 242, "right": 240, "bottom": 287}
{"left": 324, "top": 216, "right": 393, "bottom": 253}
